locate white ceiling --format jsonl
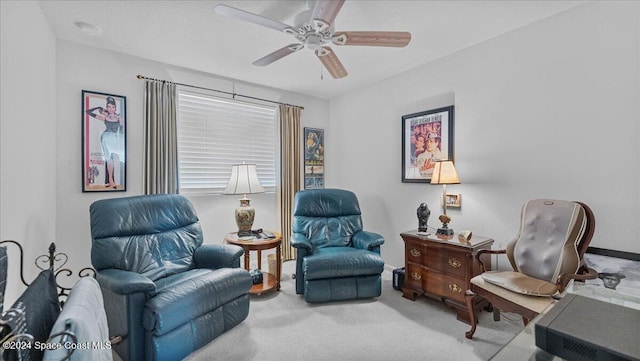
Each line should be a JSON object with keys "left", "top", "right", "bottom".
{"left": 38, "top": 0, "right": 585, "bottom": 99}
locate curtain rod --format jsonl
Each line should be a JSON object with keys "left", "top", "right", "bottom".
{"left": 136, "top": 75, "right": 304, "bottom": 110}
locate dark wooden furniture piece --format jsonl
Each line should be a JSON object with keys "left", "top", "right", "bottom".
{"left": 225, "top": 231, "right": 282, "bottom": 295}
{"left": 400, "top": 230, "right": 494, "bottom": 324}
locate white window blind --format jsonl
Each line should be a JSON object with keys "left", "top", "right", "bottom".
{"left": 177, "top": 90, "right": 277, "bottom": 195}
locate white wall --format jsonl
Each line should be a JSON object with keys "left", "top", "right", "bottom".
{"left": 54, "top": 41, "right": 329, "bottom": 274}
{"left": 1, "top": 1, "right": 57, "bottom": 304}
{"left": 327, "top": 1, "right": 640, "bottom": 269}
{"left": 1, "top": 1, "right": 328, "bottom": 303}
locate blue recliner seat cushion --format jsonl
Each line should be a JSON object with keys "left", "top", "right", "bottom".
{"left": 302, "top": 247, "right": 384, "bottom": 280}
{"left": 142, "top": 268, "right": 252, "bottom": 336}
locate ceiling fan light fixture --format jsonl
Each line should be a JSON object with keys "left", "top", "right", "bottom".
{"left": 305, "top": 34, "right": 323, "bottom": 51}
{"left": 215, "top": 0, "right": 410, "bottom": 79}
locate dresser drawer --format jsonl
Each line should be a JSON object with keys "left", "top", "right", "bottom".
{"left": 424, "top": 271, "right": 466, "bottom": 304}
{"left": 405, "top": 239, "right": 426, "bottom": 264}
{"left": 404, "top": 264, "right": 425, "bottom": 292}
{"left": 424, "top": 248, "right": 467, "bottom": 278}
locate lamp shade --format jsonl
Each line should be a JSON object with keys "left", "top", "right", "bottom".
{"left": 430, "top": 160, "right": 460, "bottom": 185}
{"left": 223, "top": 163, "right": 265, "bottom": 195}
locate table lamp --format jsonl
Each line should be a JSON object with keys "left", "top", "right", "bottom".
{"left": 430, "top": 160, "right": 460, "bottom": 236}
{"left": 223, "top": 163, "right": 264, "bottom": 236}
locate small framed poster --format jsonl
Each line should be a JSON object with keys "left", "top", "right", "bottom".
{"left": 304, "top": 127, "right": 324, "bottom": 189}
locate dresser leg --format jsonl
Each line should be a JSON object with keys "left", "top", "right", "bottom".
{"left": 455, "top": 308, "right": 473, "bottom": 325}
{"left": 401, "top": 289, "right": 417, "bottom": 301}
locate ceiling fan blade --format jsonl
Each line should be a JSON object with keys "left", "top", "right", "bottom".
{"left": 332, "top": 31, "right": 412, "bottom": 47}
{"left": 311, "top": 0, "right": 345, "bottom": 27}
{"left": 253, "top": 44, "right": 303, "bottom": 67}
{"left": 214, "top": 4, "right": 294, "bottom": 33}
{"left": 316, "top": 47, "right": 348, "bottom": 79}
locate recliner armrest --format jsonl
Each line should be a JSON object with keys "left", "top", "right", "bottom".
{"left": 96, "top": 269, "right": 156, "bottom": 295}
{"left": 194, "top": 244, "right": 243, "bottom": 269}
{"left": 290, "top": 233, "right": 313, "bottom": 251}
{"left": 352, "top": 231, "right": 384, "bottom": 250}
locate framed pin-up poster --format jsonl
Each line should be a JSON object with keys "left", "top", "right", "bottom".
{"left": 401, "top": 106, "right": 454, "bottom": 183}
{"left": 82, "top": 90, "right": 126, "bottom": 192}
{"left": 304, "top": 127, "right": 324, "bottom": 189}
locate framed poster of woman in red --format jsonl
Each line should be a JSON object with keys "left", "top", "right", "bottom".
{"left": 82, "top": 90, "right": 126, "bottom": 192}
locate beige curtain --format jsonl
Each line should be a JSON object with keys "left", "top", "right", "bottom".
{"left": 143, "top": 80, "right": 178, "bottom": 194}
{"left": 278, "top": 104, "right": 302, "bottom": 261}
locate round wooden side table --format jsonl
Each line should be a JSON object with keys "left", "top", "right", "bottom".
{"left": 225, "top": 231, "right": 282, "bottom": 295}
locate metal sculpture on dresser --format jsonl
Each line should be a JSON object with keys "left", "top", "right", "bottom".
{"left": 417, "top": 203, "right": 431, "bottom": 232}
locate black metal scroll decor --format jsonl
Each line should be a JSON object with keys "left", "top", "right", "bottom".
{"left": 0, "top": 241, "right": 98, "bottom": 360}
{"left": 0, "top": 240, "right": 96, "bottom": 306}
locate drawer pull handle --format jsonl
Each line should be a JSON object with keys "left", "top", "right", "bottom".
{"left": 448, "top": 258, "right": 462, "bottom": 268}
{"left": 410, "top": 249, "right": 421, "bottom": 257}
{"left": 411, "top": 272, "right": 421, "bottom": 281}
{"left": 449, "top": 283, "right": 462, "bottom": 293}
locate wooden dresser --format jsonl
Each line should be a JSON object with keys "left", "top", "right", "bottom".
{"left": 400, "top": 230, "right": 494, "bottom": 324}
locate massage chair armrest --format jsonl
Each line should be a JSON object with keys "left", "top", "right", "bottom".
{"left": 194, "top": 244, "right": 243, "bottom": 269}
{"left": 474, "top": 249, "right": 506, "bottom": 273}
{"left": 556, "top": 266, "right": 599, "bottom": 292}
{"left": 352, "top": 231, "right": 384, "bottom": 252}
{"left": 96, "top": 268, "right": 156, "bottom": 295}
{"left": 291, "top": 233, "right": 313, "bottom": 252}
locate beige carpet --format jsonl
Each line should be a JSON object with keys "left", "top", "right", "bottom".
{"left": 182, "top": 260, "right": 522, "bottom": 361}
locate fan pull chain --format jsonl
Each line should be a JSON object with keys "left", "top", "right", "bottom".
{"left": 320, "top": 64, "right": 324, "bottom": 80}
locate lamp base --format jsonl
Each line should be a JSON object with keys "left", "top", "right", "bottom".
{"left": 235, "top": 196, "right": 255, "bottom": 233}
{"left": 237, "top": 230, "right": 253, "bottom": 237}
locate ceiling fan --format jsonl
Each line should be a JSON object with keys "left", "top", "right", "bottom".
{"left": 214, "top": 0, "right": 411, "bottom": 79}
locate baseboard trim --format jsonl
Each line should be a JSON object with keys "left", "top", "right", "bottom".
{"left": 384, "top": 264, "right": 400, "bottom": 273}
{"left": 587, "top": 247, "right": 640, "bottom": 261}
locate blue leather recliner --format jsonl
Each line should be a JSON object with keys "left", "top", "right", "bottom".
{"left": 291, "top": 189, "right": 385, "bottom": 303}
{"left": 89, "top": 194, "right": 252, "bottom": 361}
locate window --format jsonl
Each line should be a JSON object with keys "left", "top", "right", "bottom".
{"left": 177, "top": 89, "right": 277, "bottom": 196}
